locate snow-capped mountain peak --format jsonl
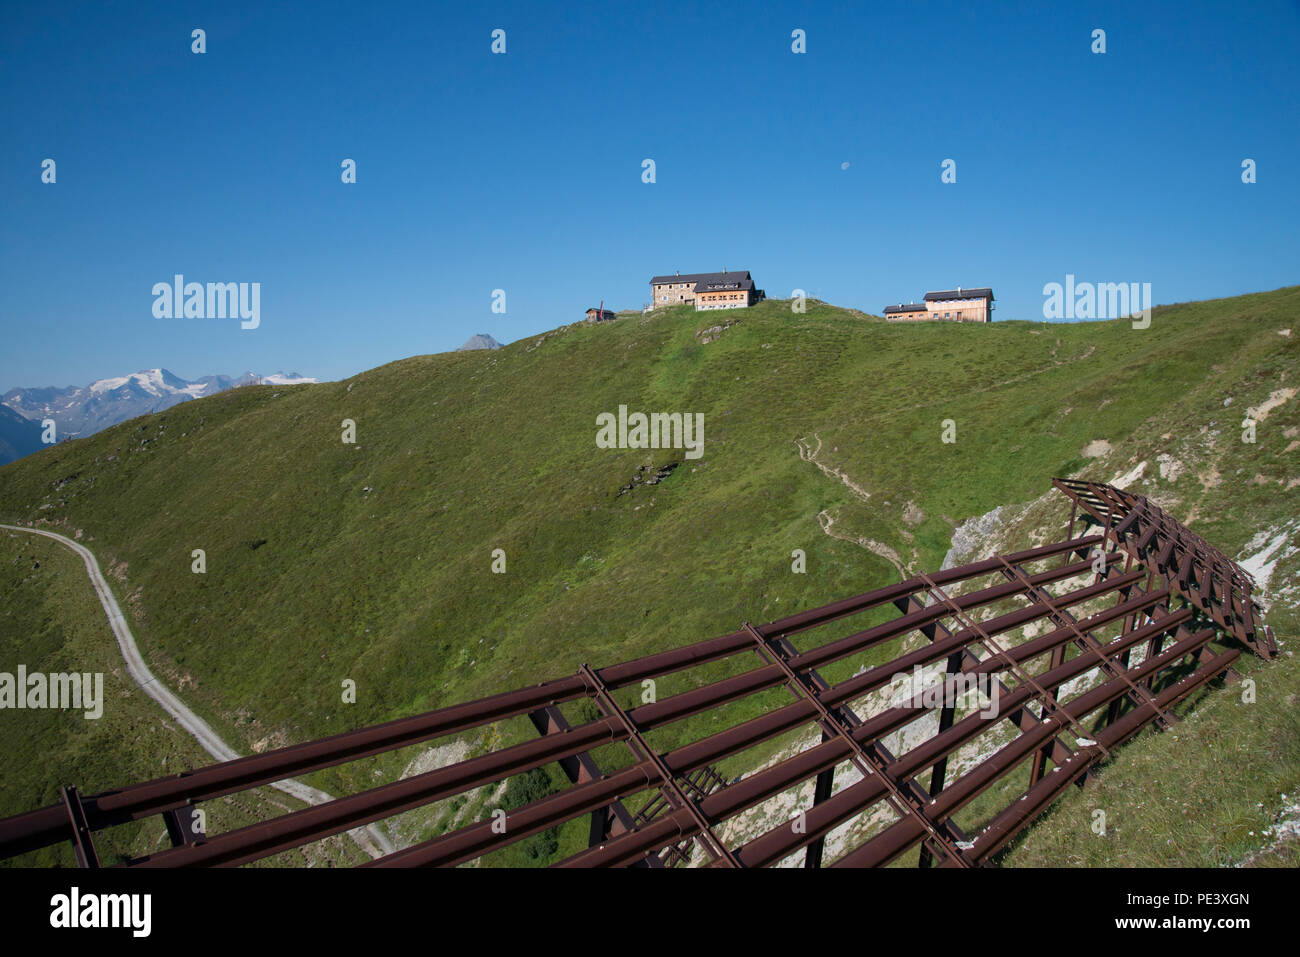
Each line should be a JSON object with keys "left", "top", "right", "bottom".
{"left": 87, "top": 368, "right": 194, "bottom": 395}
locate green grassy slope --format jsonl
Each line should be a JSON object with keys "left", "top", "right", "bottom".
{"left": 1003, "top": 643, "right": 1300, "bottom": 867}
{"left": 0, "top": 529, "right": 363, "bottom": 866}
{"left": 0, "top": 289, "right": 1296, "bottom": 864}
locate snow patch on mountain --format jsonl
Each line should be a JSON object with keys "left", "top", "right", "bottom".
{"left": 260, "top": 372, "right": 318, "bottom": 385}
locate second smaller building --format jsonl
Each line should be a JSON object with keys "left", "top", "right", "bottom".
{"left": 883, "top": 287, "right": 995, "bottom": 322}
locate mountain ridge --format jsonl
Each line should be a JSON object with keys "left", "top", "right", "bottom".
{"left": 0, "top": 405, "right": 44, "bottom": 464}
{"left": 0, "top": 369, "right": 317, "bottom": 461}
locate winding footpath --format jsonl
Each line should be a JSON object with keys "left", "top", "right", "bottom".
{"left": 1, "top": 524, "right": 394, "bottom": 861}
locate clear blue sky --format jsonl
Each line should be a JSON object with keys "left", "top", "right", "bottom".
{"left": 2, "top": 1, "right": 1297, "bottom": 388}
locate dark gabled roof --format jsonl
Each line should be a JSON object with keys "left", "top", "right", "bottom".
{"left": 883, "top": 303, "right": 927, "bottom": 314}
{"left": 924, "top": 287, "right": 994, "bottom": 302}
{"left": 695, "top": 277, "right": 755, "bottom": 293}
{"left": 650, "top": 270, "right": 751, "bottom": 287}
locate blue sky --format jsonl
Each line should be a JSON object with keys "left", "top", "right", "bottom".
{"left": 2, "top": 1, "right": 1297, "bottom": 388}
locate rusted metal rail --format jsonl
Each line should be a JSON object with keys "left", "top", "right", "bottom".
{"left": 1053, "top": 478, "right": 1277, "bottom": 658}
{"left": 0, "top": 480, "right": 1270, "bottom": 868}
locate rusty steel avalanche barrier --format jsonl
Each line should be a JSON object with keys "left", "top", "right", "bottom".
{"left": 0, "top": 480, "right": 1274, "bottom": 868}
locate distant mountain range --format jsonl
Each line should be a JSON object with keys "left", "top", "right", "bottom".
{"left": 0, "top": 405, "right": 44, "bottom": 465}
{"left": 457, "top": 334, "right": 502, "bottom": 351}
{"left": 0, "top": 369, "right": 317, "bottom": 464}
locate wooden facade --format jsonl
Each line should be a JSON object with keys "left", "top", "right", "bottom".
{"left": 884, "top": 287, "right": 994, "bottom": 322}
